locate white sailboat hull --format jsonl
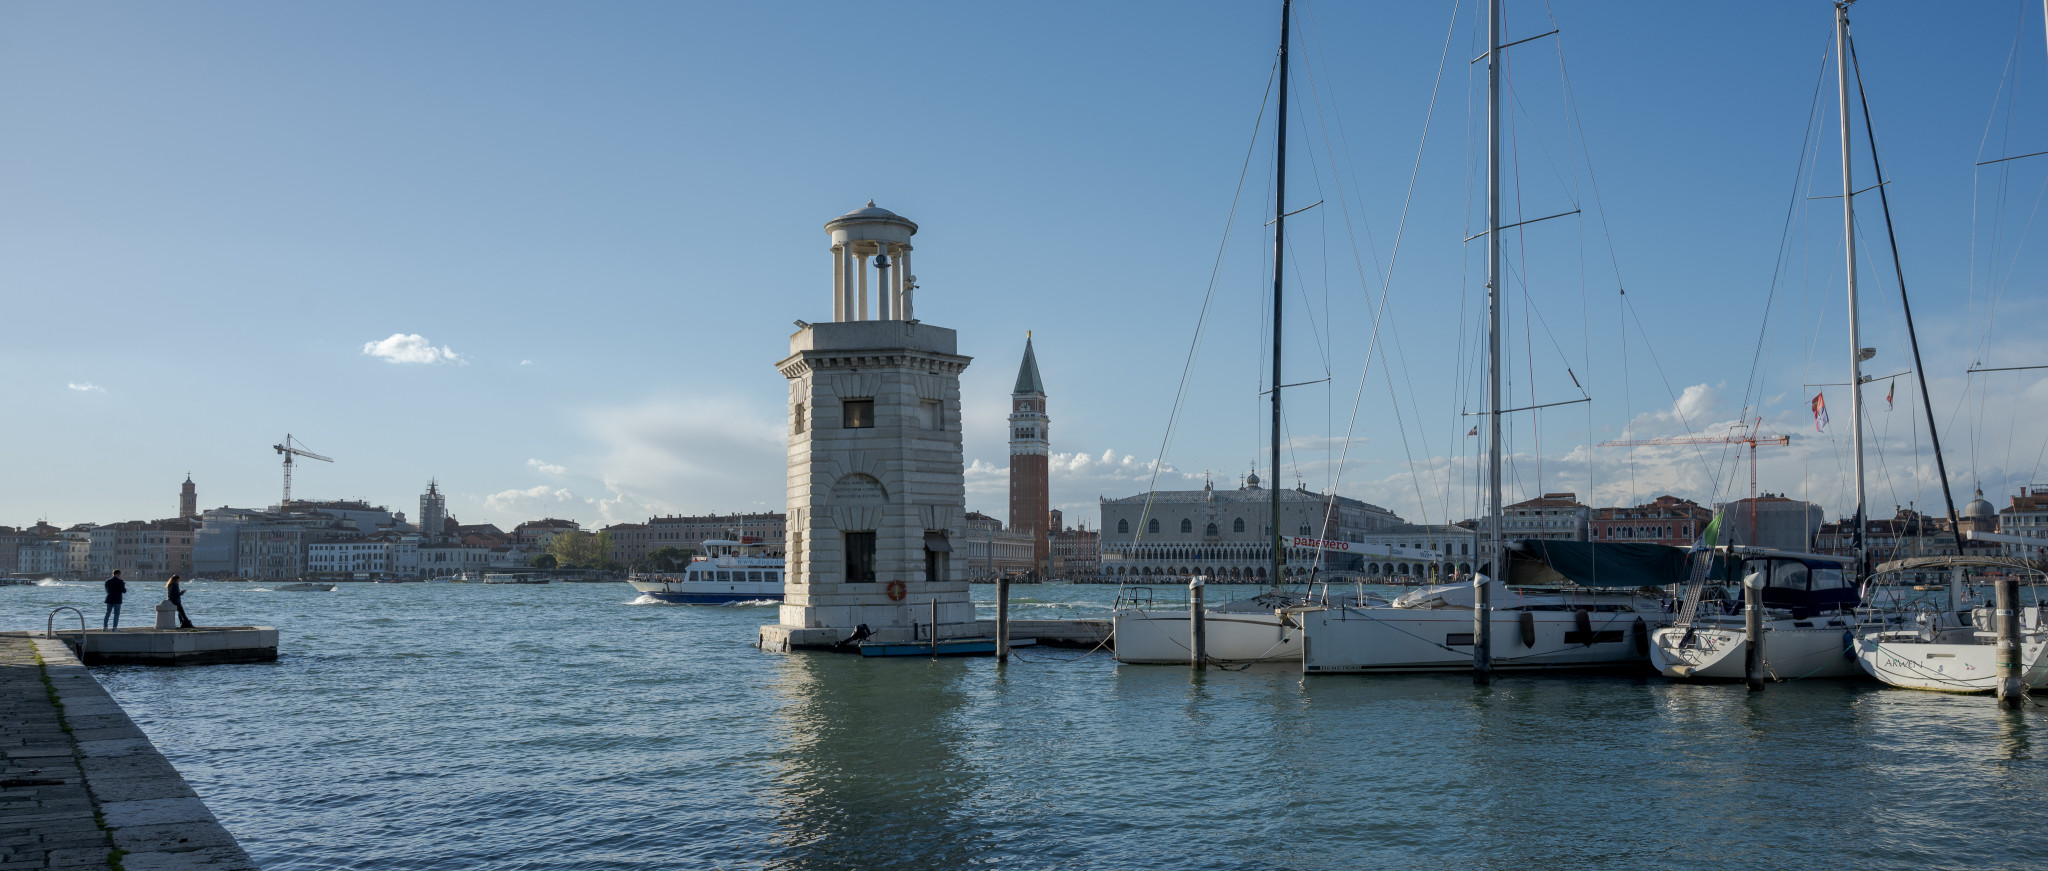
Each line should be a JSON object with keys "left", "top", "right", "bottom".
{"left": 1300, "top": 605, "right": 1659, "bottom": 673}
{"left": 1853, "top": 631, "right": 2048, "bottom": 693}
{"left": 1113, "top": 609, "right": 1301, "bottom": 664}
{"left": 1648, "top": 621, "right": 1862, "bottom": 680}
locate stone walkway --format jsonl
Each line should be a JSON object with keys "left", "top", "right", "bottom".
{"left": 0, "top": 635, "right": 257, "bottom": 870}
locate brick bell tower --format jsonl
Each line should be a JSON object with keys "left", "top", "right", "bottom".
{"left": 1009, "top": 332, "right": 1050, "bottom": 579}
{"left": 760, "top": 202, "right": 978, "bottom": 652}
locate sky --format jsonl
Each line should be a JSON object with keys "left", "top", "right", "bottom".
{"left": 4, "top": 0, "right": 2047, "bottom": 534}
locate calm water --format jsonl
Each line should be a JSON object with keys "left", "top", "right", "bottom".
{"left": 8, "top": 580, "right": 2048, "bottom": 870}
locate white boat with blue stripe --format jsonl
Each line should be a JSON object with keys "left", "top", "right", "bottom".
{"left": 627, "top": 539, "right": 784, "bottom": 605}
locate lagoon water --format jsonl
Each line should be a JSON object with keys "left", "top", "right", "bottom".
{"left": 8, "top": 580, "right": 2048, "bottom": 870}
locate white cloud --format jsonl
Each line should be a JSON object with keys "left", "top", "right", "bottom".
{"left": 482, "top": 485, "right": 576, "bottom": 517}
{"left": 579, "top": 395, "right": 785, "bottom": 524}
{"left": 362, "top": 333, "right": 465, "bottom": 365}
{"left": 527, "top": 458, "right": 568, "bottom": 475}
{"left": 520, "top": 360, "right": 533, "bottom": 366}
{"left": 66, "top": 382, "right": 104, "bottom": 393}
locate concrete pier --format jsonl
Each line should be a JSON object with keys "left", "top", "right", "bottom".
{"left": 0, "top": 634, "right": 257, "bottom": 869}
{"left": 10, "top": 628, "right": 278, "bottom": 667}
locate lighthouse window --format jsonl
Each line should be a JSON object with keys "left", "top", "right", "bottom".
{"left": 842, "top": 399, "right": 874, "bottom": 429}
{"left": 844, "top": 532, "right": 876, "bottom": 582}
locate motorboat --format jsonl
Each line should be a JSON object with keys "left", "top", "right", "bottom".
{"left": 627, "top": 539, "right": 783, "bottom": 604}
{"left": 1649, "top": 547, "right": 1862, "bottom": 681}
{"left": 1111, "top": 580, "right": 1387, "bottom": 665}
{"left": 274, "top": 582, "right": 335, "bottom": 592}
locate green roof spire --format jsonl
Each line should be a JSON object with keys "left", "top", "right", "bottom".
{"left": 1013, "top": 331, "right": 1044, "bottom": 395}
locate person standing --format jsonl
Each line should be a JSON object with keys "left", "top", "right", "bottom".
{"left": 165, "top": 574, "right": 195, "bottom": 629}
{"left": 103, "top": 569, "right": 127, "bottom": 629}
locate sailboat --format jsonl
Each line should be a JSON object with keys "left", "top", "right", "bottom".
{"left": 1111, "top": 0, "right": 1387, "bottom": 666}
{"left": 1293, "top": 0, "right": 1675, "bottom": 676}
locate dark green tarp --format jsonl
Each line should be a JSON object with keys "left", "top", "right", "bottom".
{"left": 1505, "top": 540, "right": 1691, "bottom": 589}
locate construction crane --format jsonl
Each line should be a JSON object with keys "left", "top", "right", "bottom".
{"left": 272, "top": 434, "right": 333, "bottom": 509}
{"left": 1599, "top": 418, "right": 1791, "bottom": 531}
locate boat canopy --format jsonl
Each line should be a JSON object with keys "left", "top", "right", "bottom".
{"left": 1504, "top": 541, "right": 1689, "bottom": 589}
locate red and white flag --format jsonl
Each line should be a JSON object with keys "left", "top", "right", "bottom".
{"left": 1466, "top": 425, "right": 1478, "bottom": 437}
{"left": 1885, "top": 381, "right": 1894, "bottom": 410}
{"left": 1811, "top": 392, "right": 1830, "bottom": 432}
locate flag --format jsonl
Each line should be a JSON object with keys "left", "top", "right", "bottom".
{"left": 1811, "top": 392, "right": 1829, "bottom": 432}
{"left": 1466, "top": 425, "right": 1478, "bottom": 437}
{"left": 1885, "top": 381, "right": 1894, "bottom": 410}
{"left": 1691, "top": 508, "right": 1723, "bottom": 554}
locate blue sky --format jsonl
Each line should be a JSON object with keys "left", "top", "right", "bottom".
{"left": 4, "top": 1, "right": 2046, "bottom": 532}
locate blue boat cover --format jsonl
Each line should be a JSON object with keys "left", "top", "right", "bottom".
{"left": 1505, "top": 540, "right": 1692, "bottom": 588}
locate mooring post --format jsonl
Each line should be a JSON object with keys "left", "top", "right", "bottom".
{"left": 1189, "top": 576, "right": 1207, "bottom": 670}
{"left": 996, "top": 574, "right": 1011, "bottom": 663}
{"left": 1996, "top": 575, "right": 2023, "bottom": 708}
{"left": 930, "top": 598, "right": 939, "bottom": 658}
{"left": 1744, "top": 561, "right": 1765, "bottom": 692}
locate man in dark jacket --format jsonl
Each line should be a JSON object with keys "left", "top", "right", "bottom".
{"left": 103, "top": 569, "right": 127, "bottom": 629}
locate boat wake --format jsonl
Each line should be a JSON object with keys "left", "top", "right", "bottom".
{"left": 625, "top": 594, "right": 666, "bottom": 606}
{"left": 720, "top": 599, "right": 780, "bottom": 608}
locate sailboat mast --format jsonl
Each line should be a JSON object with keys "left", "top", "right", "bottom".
{"left": 1477, "top": 0, "right": 1502, "bottom": 683}
{"left": 1836, "top": 1, "right": 1869, "bottom": 578}
{"left": 1270, "top": 0, "right": 1291, "bottom": 592}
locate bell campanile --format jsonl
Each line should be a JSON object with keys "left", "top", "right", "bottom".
{"left": 1008, "top": 333, "right": 1050, "bottom": 578}
{"left": 761, "top": 202, "right": 978, "bottom": 652}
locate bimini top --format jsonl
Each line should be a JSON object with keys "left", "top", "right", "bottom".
{"left": 1505, "top": 540, "right": 1691, "bottom": 589}
{"left": 825, "top": 200, "right": 918, "bottom": 233}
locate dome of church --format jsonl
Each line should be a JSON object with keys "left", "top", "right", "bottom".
{"left": 1963, "top": 489, "right": 1996, "bottom": 519}
{"left": 825, "top": 200, "right": 918, "bottom": 233}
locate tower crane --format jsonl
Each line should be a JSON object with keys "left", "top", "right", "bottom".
{"left": 1599, "top": 418, "right": 1791, "bottom": 532}
{"left": 272, "top": 434, "right": 333, "bottom": 509}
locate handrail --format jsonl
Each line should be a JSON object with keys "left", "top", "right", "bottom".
{"left": 47, "top": 607, "right": 86, "bottom": 643}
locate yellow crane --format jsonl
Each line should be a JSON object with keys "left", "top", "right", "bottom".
{"left": 272, "top": 434, "right": 333, "bottom": 509}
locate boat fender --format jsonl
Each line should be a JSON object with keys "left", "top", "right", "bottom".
{"left": 1519, "top": 612, "right": 1536, "bottom": 648}
{"left": 1632, "top": 617, "right": 1649, "bottom": 656}
{"left": 1574, "top": 610, "right": 1593, "bottom": 646}
{"left": 886, "top": 580, "right": 907, "bottom": 601}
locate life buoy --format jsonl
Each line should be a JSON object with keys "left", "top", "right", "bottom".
{"left": 886, "top": 580, "right": 907, "bottom": 601}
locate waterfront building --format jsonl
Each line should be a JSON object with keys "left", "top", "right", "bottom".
{"left": 1589, "top": 495, "right": 1711, "bottom": 547}
{"left": 1997, "top": 485, "right": 2048, "bottom": 551}
{"left": 763, "top": 202, "right": 978, "bottom": 651}
{"left": 1355, "top": 524, "right": 1478, "bottom": 580}
{"left": 961, "top": 511, "right": 1035, "bottom": 579}
{"left": 89, "top": 519, "right": 196, "bottom": 582}
{"left": 192, "top": 507, "right": 268, "bottom": 577}
{"left": 1048, "top": 514, "right": 1101, "bottom": 579}
{"left": 16, "top": 537, "right": 68, "bottom": 576}
{"left": 418, "top": 542, "right": 497, "bottom": 576}
{"left": 63, "top": 525, "right": 91, "bottom": 576}
{"left": 1097, "top": 476, "right": 1403, "bottom": 581}
{"left": 420, "top": 481, "right": 449, "bottom": 542}
{"left": 1008, "top": 333, "right": 1050, "bottom": 578}
{"left": 179, "top": 474, "right": 198, "bottom": 521}
{"left": 646, "top": 512, "right": 786, "bottom": 555}
{"left": 1717, "top": 495, "right": 1824, "bottom": 552}
{"left": 604, "top": 523, "right": 657, "bottom": 565}
{"left": 513, "top": 518, "right": 581, "bottom": 549}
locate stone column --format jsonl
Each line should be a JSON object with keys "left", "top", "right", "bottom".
{"left": 839, "top": 244, "right": 856, "bottom": 322}
{"left": 856, "top": 245, "right": 869, "bottom": 320}
{"left": 877, "top": 244, "right": 892, "bottom": 320}
{"left": 832, "top": 244, "right": 846, "bottom": 322}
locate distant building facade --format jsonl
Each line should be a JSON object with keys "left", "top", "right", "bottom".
{"left": 1098, "top": 477, "right": 1403, "bottom": 582}
{"left": 1717, "top": 495, "right": 1824, "bottom": 552}
{"left": 1590, "top": 495, "right": 1711, "bottom": 548}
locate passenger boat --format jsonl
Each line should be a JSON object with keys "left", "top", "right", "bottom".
{"left": 626, "top": 539, "right": 784, "bottom": 605}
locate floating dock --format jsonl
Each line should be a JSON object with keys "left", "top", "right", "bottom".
{"left": 13, "top": 627, "right": 279, "bottom": 666}
{"left": 0, "top": 634, "right": 258, "bottom": 869}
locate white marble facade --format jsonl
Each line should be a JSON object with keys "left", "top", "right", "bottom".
{"left": 761, "top": 203, "right": 977, "bottom": 651}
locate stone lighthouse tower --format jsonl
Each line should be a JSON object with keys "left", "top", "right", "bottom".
{"left": 1008, "top": 333, "right": 1050, "bottom": 578}
{"left": 760, "top": 202, "right": 978, "bottom": 652}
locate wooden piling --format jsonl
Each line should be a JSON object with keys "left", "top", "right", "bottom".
{"left": 1190, "top": 577, "right": 1207, "bottom": 670}
{"left": 1744, "top": 562, "right": 1765, "bottom": 692}
{"left": 996, "top": 574, "right": 1011, "bottom": 663}
{"left": 930, "top": 598, "right": 939, "bottom": 658}
{"left": 1996, "top": 576, "right": 2023, "bottom": 708}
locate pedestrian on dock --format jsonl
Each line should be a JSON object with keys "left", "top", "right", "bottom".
{"left": 103, "top": 569, "right": 126, "bottom": 629}
{"left": 165, "top": 574, "right": 195, "bottom": 629}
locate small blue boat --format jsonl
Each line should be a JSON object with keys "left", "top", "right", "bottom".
{"left": 858, "top": 638, "right": 999, "bottom": 657}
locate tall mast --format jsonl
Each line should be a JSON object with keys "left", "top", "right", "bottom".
{"left": 1476, "top": 0, "right": 1502, "bottom": 683}
{"left": 1836, "top": 1, "right": 1869, "bottom": 579}
{"left": 1269, "top": 0, "right": 1291, "bottom": 593}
